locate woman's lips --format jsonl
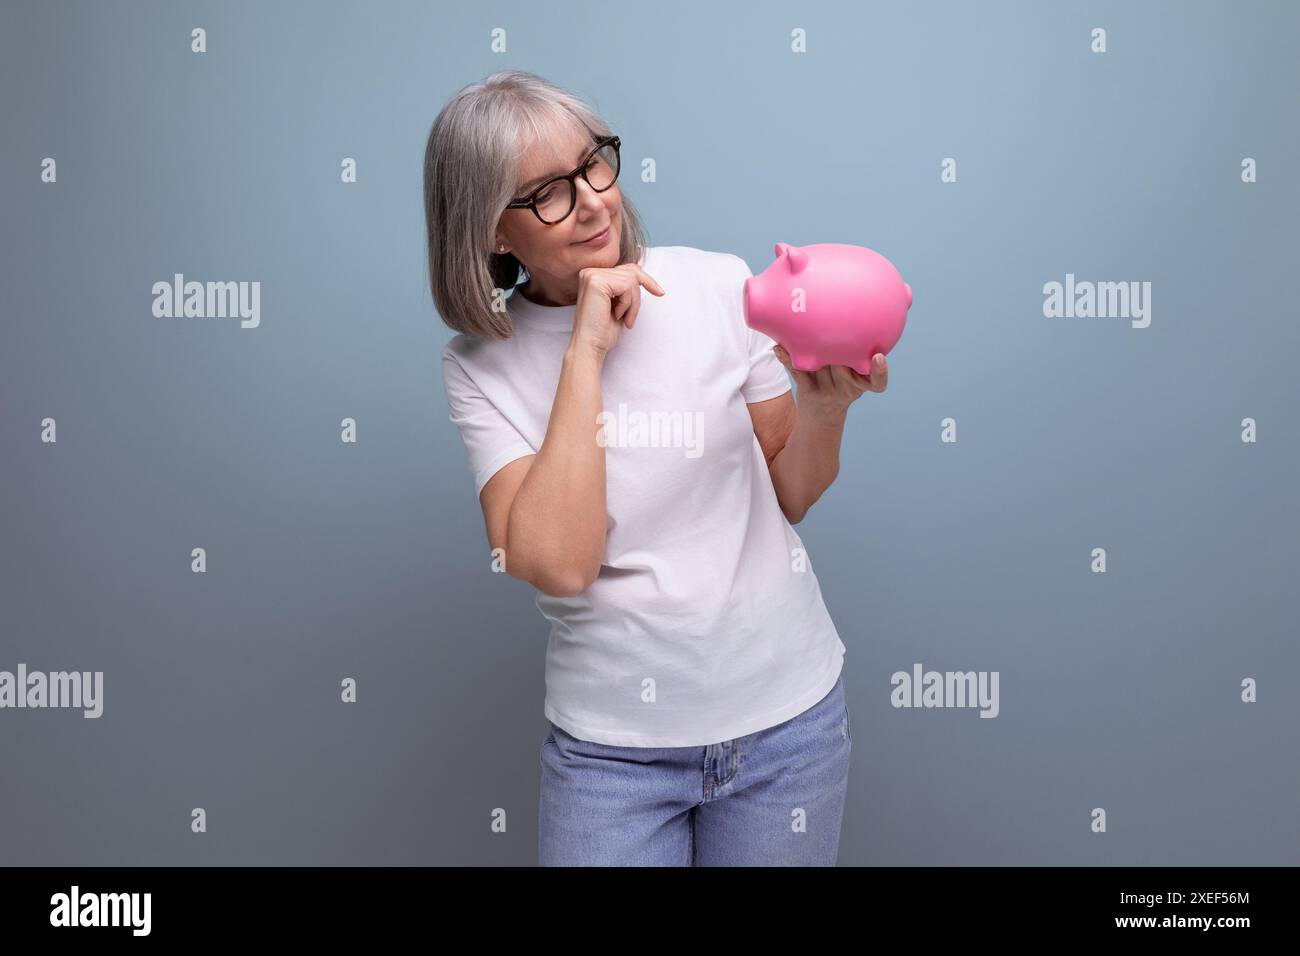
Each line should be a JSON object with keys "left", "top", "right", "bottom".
{"left": 578, "top": 226, "right": 610, "bottom": 245}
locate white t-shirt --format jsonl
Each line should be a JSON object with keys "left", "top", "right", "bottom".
{"left": 440, "top": 244, "right": 846, "bottom": 747}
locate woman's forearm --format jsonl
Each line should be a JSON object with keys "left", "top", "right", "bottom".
{"left": 768, "top": 404, "right": 847, "bottom": 524}
{"left": 505, "top": 342, "right": 608, "bottom": 595}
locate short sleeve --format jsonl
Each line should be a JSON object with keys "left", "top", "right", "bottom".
{"left": 730, "top": 256, "right": 792, "bottom": 404}
{"left": 441, "top": 347, "right": 537, "bottom": 495}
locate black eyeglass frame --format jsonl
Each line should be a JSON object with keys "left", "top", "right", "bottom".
{"left": 505, "top": 135, "right": 621, "bottom": 224}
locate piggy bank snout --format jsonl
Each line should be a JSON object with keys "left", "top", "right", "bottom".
{"left": 742, "top": 274, "right": 771, "bottom": 328}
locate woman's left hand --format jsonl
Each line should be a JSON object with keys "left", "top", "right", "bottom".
{"left": 771, "top": 345, "right": 888, "bottom": 418}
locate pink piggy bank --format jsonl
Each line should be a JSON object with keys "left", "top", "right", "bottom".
{"left": 743, "top": 242, "right": 912, "bottom": 374}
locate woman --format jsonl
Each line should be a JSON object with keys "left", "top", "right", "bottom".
{"left": 424, "top": 70, "right": 888, "bottom": 866}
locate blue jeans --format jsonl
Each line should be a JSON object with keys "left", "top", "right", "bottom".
{"left": 538, "top": 673, "right": 851, "bottom": 866}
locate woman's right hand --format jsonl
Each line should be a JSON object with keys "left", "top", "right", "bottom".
{"left": 570, "top": 263, "right": 666, "bottom": 358}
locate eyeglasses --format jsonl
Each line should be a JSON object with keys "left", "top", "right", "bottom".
{"left": 505, "top": 135, "right": 621, "bottom": 225}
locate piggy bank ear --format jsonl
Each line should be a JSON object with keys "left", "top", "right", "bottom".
{"left": 773, "top": 242, "right": 808, "bottom": 274}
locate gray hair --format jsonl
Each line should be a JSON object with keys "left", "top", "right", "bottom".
{"left": 423, "top": 70, "right": 650, "bottom": 340}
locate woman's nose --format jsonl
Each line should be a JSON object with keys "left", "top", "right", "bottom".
{"left": 574, "top": 176, "right": 607, "bottom": 213}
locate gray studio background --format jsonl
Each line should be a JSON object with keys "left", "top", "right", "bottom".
{"left": 2, "top": 0, "right": 1296, "bottom": 866}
